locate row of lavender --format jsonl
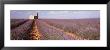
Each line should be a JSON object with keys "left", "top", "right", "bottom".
{"left": 11, "top": 19, "right": 29, "bottom": 29}
{"left": 40, "top": 19, "right": 100, "bottom": 40}
{"left": 37, "top": 20, "right": 82, "bottom": 40}
{"left": 11, "top": 19, "right": 34, "bottom": 40}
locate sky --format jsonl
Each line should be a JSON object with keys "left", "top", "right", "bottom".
{"left": 10, "top": 10, "right": 100, "bottom": 19}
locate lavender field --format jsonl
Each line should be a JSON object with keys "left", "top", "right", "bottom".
{"left": 11, "top": 18, "right": 100, "bottom": 40}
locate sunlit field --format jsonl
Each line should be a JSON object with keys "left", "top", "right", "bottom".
{"left": 11, "top": 18, "right": 100, "bottom": 40}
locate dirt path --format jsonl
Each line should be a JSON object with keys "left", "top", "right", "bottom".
{"left": 29, "top": 19, "right": 41, "bottom": 40}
